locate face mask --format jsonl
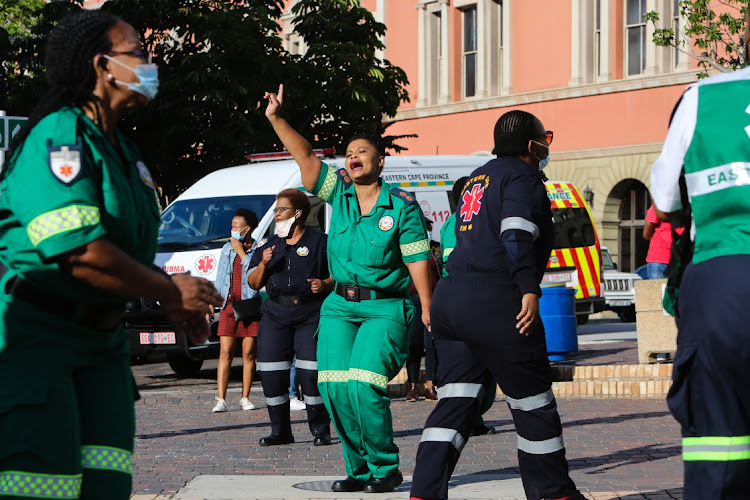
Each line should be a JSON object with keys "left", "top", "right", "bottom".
{"left": 231, "top": 226, "right": 248, "bottom": 241}
{"left": 104, "top": 55, "right": 160, "bottom": 100}
{"left": 538, "top": 155, "right": 550, "bottom": 170}
{"left": 275, "top": 211, "right": 300, "bottom": 238}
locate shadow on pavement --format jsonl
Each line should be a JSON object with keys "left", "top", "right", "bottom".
{"left": 135, "top": 418, "right": 309, "bottom": 440}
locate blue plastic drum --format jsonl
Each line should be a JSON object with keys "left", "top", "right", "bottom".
{"left": 539, "top": 286, "right": 578, "bottom": 361}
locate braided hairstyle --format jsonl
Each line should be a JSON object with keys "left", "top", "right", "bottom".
{"left": 491, "top": 110, "right": 542, "bottom": 157}
{"left": 9, "top": 10, "right": 121, "bottom": 157}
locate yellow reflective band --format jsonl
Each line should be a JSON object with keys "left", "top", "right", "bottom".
{"left": 442, "top": 247, "right": 454, "bottom": 260}
{"left": 400, "top": 239, "right": 429, "bottom": 257}
{"left": 81, "top": 445, "right": 132, "bottom": 474}
{"left": 683, "top": 436, "right": 750, "bottom": 462}
{"left": 316, "top": 166, "right": 338, "bottom": 202}
{"left": 318, "top": 370, "right": 349, "bottom": 383}
{"left": 349, "top": 368, "right": 388, "bottom": 389}
{"left": 0, "top": 471, "right": 82, "bottom": 498}
{"left": 27, "top": 205, "right": 100, "bottom": 247}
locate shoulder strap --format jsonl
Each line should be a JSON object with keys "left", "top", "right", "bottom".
{"left": 335, "top": 167, "right": 352, "bottom": 187}
{"left": 390, "top": 186, "right": 417, "bottom": 205}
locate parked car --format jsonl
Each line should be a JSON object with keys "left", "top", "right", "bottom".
{"left": 600, "top": 246, "right": 641, "bottom": 322}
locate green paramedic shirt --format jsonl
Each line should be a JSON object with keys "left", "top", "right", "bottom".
{"left": 0, "top": 107, "right": 160, "bottom": 306}
{"left": 439, "top": 212, "right": 457, "bottom": 277}
{"left": 311, "top": 162, "right": 430, "bottom": 293}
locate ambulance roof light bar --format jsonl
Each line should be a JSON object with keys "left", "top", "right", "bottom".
{"left": 246, "top": 148, "right": 336, "bottom": 162}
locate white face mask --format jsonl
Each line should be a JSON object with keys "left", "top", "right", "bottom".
{"left": 275, "top": 211, "right": 300, "bottom": 238}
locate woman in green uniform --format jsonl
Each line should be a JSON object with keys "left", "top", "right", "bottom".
{"left": 0, "top": 11, "right": 222, "bottom": 499}
{"left": 264, "top": 84, "right": 432, "bottom": 493}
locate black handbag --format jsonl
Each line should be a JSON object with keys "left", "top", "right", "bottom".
{"left": 232, "top": 296, "right": 262, "bottom": 322}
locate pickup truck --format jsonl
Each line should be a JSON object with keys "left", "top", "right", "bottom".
{"left": 601, "top": 246, "right": 641, "bottom": 322}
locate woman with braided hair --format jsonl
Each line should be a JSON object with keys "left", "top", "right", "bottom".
{"left": 0, "top": 10, "right": 222, "bottom": 499}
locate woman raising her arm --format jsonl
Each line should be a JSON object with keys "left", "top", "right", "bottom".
{"left": 263, "top": 84, "right": 432, "bottom": 493}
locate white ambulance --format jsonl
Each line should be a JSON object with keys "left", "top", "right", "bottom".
{"left": 127, "top": 150, "right": 491, "bottom": 375}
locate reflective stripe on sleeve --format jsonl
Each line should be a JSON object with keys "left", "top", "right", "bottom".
{"left": 295, "top": 359, "right": 318, "bottom": 371}
{"left": 27, "top": 205, "right": 101, "bottom": 247}
{"left": 318, "top": 370, "right": 349, "bottom": 383}
{"left": 0, "top": 471, "right": 83, "bottom": 498}
{"left": 500, "top": 217, "right": 540, "bottom": 241}
{"left": 349, "top": 368, "right": 389, "bottom": 389}
{"left": 266, "top": 394, "right": 290, "bottom": 406}
{"left": 316, "top": 166, "right": 339, "bottom": 201}
{"left": 420, "top": 427, "right": 466, "bottom": 452}
{"left": 303, "top": 395, "right": 324, "bottom": 405}
{"left": 400, "top": 239, "right": 429, "bottom": 257}
{"left": 256, "top": 361, "right": 293, "bottom": 372}
{"left": 437, "top": 383, "right": 483, "bottom": 400}
{"left": 81, "top": 445, "right": 132, "bottom": 474}
{"left": 505, "top": 389, "right": 554, "bottom": 412}
{"left": 517, "top": 434, "right": 565, "bottom": 455}
{"left": 683, "top": 436, "right": 750, "bottom": 462}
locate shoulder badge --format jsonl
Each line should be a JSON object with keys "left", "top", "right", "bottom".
{"left": 136, "top": 161, "right": 155, "bottom": 189}
{"left": 336, "top": 168, "right": 352, "bottom": 186}
{"left": 47, "top": 138, "right": 83, "bottom": 185}
{"left": 390, "top": 186, "right": 416, "bottom": 205}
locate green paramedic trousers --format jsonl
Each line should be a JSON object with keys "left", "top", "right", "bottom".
{"left": 0, "top": 299, "right": 134, "bottom": 499}
{"left": 316, "top": 293, "right": 414, "bottom": 482}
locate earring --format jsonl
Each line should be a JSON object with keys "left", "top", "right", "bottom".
{"left": 107, "top": 74, "right": 114, "bottom": 80}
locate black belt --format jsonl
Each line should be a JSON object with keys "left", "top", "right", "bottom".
{"left": 335, "top": 284, "right": 404, "bottom": 302}
{"left": 2, "top": 271, "right": 124, "bottom": 331}
{"left": 270, "top": 295, "right": 320, "bottom": 307}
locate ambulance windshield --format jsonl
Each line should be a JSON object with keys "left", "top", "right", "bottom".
{"left": 551, "top": 207, "right": 596, "bottom": 249}
{"left": 158, "top": 195, "right": 275, "bottom": 250}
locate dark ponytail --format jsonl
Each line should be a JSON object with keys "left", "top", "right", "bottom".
{"left": 9, "top": 10, "right": 120, "bottom": 158}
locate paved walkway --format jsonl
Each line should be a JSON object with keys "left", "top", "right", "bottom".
{"left": 130, "top": 339, "right": 683, "bottom": 500}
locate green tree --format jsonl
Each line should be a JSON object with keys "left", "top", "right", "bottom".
{"left": 0, "top": 0, "right": 46, "bottom": 38}
{"left": 646, "top": 0, "right": 748, "bottom": 78}
{"left": 0, "top": 0, "right": 412, "bottom": 200}
{"left": 284, "top": 0, "right": 413, "bottom": 155}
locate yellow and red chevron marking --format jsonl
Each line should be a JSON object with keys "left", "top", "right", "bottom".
{"left": 545, "top": 182, "right": 603, "bottom": 298}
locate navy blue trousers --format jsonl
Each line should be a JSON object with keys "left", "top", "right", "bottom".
{"left": 256, "top": 299, "right": 330, "bottom": 438}
{"left": 410, "top": 275, "right": 577, "bottom": 500}
{"left": 669, "top": 255, "right": 750, "bottom": 500}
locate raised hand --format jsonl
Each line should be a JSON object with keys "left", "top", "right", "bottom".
{"left": 264, "top": 84, "right": 284, "bottom": 119}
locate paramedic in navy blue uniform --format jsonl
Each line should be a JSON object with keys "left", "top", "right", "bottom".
{"left": 248, "top": 188, "right": 333, "bottom": 446}
{"left": 410, "top": 110, "right": 583, "bottom": 500}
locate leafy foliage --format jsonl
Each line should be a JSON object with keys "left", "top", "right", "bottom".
{"left": 0, "top": 0, "right": 411, "bottom": 200}
{"left": 646, "top": 0, "right": 748, "bottom": 78}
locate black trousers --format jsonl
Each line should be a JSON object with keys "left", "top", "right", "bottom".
{"left": 669, "top": 255, "right": 750, "bottom": 500}
{"left": 256, "top": 299, "right": 330, "bottom": 438}
{"left": 410, "top": 275, "right": 577, "bottom": 500}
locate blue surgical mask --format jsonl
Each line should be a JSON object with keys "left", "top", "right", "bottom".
{"left": 231, "top": 226, "right": 248, "bottom": 241}
{"left": 538, "top": 155, "right": 550, "bottom": 170}
{"left": 104, "top": 55, "right": 160, "bottom": 100}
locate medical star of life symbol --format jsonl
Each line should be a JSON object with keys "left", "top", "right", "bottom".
{"left": 460, "top": 184, "right": 484, "bottom": 222}
{"left": 59, "top": 165, "right": 73, "bottom": 177}
{"left": 196, "top": 255, "right": 215, "bottom": 275}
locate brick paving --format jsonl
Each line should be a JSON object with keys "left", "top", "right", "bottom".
{"left": 130, "top": 340, "right": 684, "bottom": 499}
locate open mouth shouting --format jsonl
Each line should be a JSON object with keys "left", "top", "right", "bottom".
{"left": 349, "top": 160, "right": 364, "bottom": 173}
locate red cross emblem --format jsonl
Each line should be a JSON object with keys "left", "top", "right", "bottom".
{"left": 459, "top": 184, "right": 484, "bottom": 222}
{"left": 59, "top": 165, "right": 74, "bottom": 177}
{"left": 196, "top": 255, "right": 216, "bottom": 275}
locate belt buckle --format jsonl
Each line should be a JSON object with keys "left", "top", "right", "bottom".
{"left": 344, "top": 285, "right": 360, "bottom": 302}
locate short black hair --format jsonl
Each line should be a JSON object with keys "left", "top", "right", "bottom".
{"left": 277, "top": 188, "right": 312, "bottom": 221}
{"left": 235, "top": 208, "right": 258, "bottom": 229}
{"left": 492, "top": 110, "right": 543, "bottom": 157}
{"left": 347, "top": 133, "right": 385, "bottom": 156}
{"left": 452, "top": 176, "right": 469, "bottom": 206}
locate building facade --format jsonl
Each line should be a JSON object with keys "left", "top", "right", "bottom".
{"left": 282, "top": 0, "right": 702, "bottom": 271}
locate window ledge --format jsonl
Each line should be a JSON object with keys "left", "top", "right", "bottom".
{"left": 389, "top": 71, "right": 699, "bottom": 122}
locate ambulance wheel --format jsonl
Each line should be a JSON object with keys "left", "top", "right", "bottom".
{"left": 576, "top": 314, "right": 589, "bottom": 325}
{"left": 167, "top": 352, "right": 204, "bottom": 378}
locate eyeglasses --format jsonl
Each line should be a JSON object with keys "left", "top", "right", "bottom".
{"left": 272, "top": 206, "right": 297, "bottom": 215}
{"left": 543, "top": 130, "right": 554, "bottom": 145}
{"left": 104, "top": 49, "right": 152, "bottom": 63}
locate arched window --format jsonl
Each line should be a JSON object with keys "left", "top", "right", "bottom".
{"left": 617, "top": 182, "right": 650, "bottom": 272}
